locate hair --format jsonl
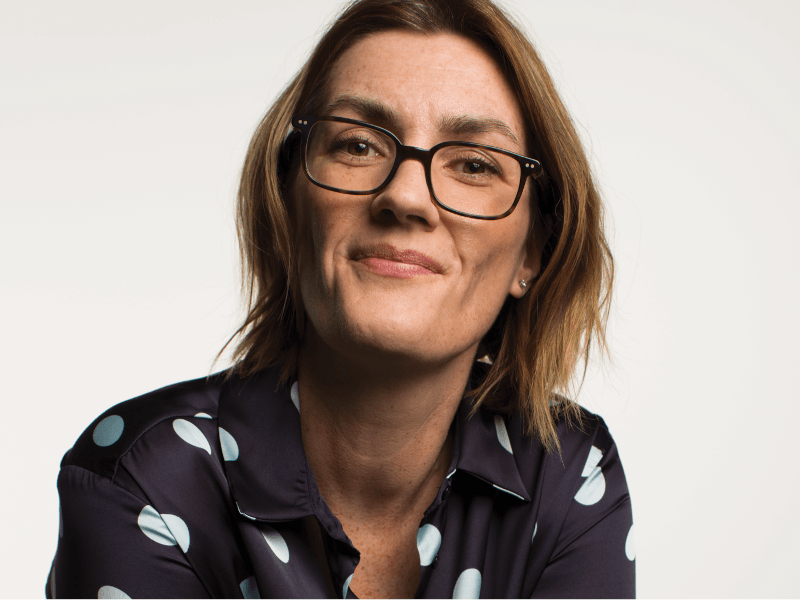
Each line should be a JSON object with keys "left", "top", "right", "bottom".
{"left": 223, "top": 0, "right": 613, "bottom": 453}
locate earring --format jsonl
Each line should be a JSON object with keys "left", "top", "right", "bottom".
{"left": 519, "top": 279, "right": 527, "bottom": 289}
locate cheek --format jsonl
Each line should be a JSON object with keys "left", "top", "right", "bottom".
{"left": 293, "top": 183, "right": 344, "bottom": 334}
{"left": 449, "top": 233, "right": 523, "bottom": 334}
{"left": 459, "top": 207, "right": 529, "bottom": 284}
{"left": 293, "top": 181, "right": 362, "bottom": 291}
{"left": 450, "top": 208, "right": 531, "bottom": 333}
{"left": 293, "top": 181, "right": 334, "bottom": 266}
{"left": 292, "top": 181, "right": 329, "bottom": 296}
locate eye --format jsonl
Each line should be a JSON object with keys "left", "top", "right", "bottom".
{"left": 450, "top": 154, "right": 500, "bottom": 177}
{"left": 463, "top": 161, "right": 488, "bottom": 174}
{"left": 330, "top": 130, "right": 386, "bottom": 160}
{"left": 345, "top": 141, "right": 375, "bottom": 157}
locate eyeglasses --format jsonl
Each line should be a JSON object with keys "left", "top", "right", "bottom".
{"left": 291, "top": 115, "right": 544, "bottom": 220}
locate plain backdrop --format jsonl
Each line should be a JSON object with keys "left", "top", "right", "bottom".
{"left": 2, "top": 1, "right": 798, "bottom": 597}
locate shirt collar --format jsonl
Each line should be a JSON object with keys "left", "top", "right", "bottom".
{"left": 452, "top": 399, "right": 531, "bottom": 502}
{"left": 218, "top": 366, "right": 529, "bottom": 523}
{"left": 219, "top": 368, "right": 315, "bottom": 521}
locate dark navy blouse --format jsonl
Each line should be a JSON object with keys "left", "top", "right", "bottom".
{"left": 47, "top": 366, "right": 635, "bottom": 598}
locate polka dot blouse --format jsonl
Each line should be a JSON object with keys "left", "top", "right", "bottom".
{"left": 46, "top": 367, "right": 635, "bottom": 598}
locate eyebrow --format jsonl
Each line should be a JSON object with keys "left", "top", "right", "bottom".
{"left": 322, "top": 95, "right": 402, "bottom": 128}
{"left": 437, "top": 115, "right": 520, "bottom": 147}
{"left": 322, "top": 94, "right": 520, "bottom": 147}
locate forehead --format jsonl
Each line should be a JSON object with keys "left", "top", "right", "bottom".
{"left": 325, "top": 31, "right": 526, "bottom": 148}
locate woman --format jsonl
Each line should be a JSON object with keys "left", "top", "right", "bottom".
{"left": 47, "top": 0, "right": 633, "bottom": 597}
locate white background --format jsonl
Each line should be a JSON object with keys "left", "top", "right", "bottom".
{"left": 1, "top": 1, "right": 798, "bottom": 597}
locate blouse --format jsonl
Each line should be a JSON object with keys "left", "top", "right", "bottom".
{"left": 46, "top": 365, "right": 635, "bottom": 598}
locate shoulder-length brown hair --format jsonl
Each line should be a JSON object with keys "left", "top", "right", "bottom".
{"left": 224, "top": 0, "right": 613, "bottom": 453}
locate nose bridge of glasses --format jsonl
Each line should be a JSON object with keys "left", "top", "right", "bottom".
{"left": 379, "top": 143, "right": 434, "bottom": 201}
{"left": 396, "top": 144, "right": 434, "bottom": 167}
{"left": 388, "top": 144, "right": 435, "bottom": 189}
{"left": 382, "top": 143, "right": 430, "bottom": 182}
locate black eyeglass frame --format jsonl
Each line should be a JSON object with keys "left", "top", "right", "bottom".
{"left": 291, "top": 115, "right": 544, "bottom": 221}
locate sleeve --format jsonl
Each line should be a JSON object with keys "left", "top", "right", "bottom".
{"left": 46, "top": 465, "right": 211, "bottom": 599}
{"left": 531, "top": 428, "right": 635, "bottom": 599}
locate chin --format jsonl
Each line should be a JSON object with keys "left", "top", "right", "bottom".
{"left": 301, "top": 268, "right": 484, "bottom": 368}
{"left": 343, "top": 307, "right": 441, "bottom": 357}
{"left": 308, "top": 306, "right": 455, "bottom": 370}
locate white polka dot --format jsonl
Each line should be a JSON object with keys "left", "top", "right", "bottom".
{"left": 173, "top": 419, "right": 211, "bottom": 454}
{"left": 453, "top": 568, "right": 482, "bottom": 599}
{"left": 343, "top": 573, "right": 354, "bottom": 599}
{"left": 98, "top": 585, "right": 131, "bottom": 599}
{"left": 240, "top": 575, "right": 261, "bottom": 599}
{"left": 162, "top": 513, "right": 190, "bottom": 553}
{"left": 219, "top": 427, "right": 239, "bottom": 461}
{"left": 261, "top": 525, "right": 289, "bottom": 563}
{"left": 417, "top": 524, "right": 442, "bottom": 566}
{"left": 93, "top": 415, "right": 124, "bottom": 447}
{"left": 139, "top": 505, "right": 177, "bottom": 546}
{"left": 574, "top": 445, "right": 606, "bottom": 506}
{"left": 195, "top": 412, "right": 212, "bottom": 419}
{"left": 290, "top": 381, "right": 300, "bottom": 412}
{"left": 138, "top": 505, "right": 190, "bottom": 552}
{"left": 531, "top": 521, "right": 538, "bottom": 542}
{"left": 494, "top": 415, "right": 513, "bottom": 454}
{"left": 581, "top": 446, "right": 603, "bottom": 477}
{"left": 625, "top": 524, "right": 635, "bottom": 561}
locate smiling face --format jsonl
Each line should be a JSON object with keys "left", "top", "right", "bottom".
{"left": 293, "top": 31, "right": 540, "bottom": 368}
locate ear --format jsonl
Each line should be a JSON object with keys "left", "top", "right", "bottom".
{"left": 508, "top": 248, "right": 540, "bottom": 299}
{"left": 508, "top": 213, "right": 552, "bottom": 299}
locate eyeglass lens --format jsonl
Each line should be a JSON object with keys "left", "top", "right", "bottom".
{"left": 305, "top": 120, "right": 522, "bottom": 218}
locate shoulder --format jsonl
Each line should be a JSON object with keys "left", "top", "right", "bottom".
{"left": 504, "top": 403, "right": 631, "bottom": 518}
{"left": 53, "top": 373, "right": 252, "bottom": 598}
{"left": 508, "top": 404, "right": 633, "bottom": 552}
{"left": 505, "top": 403, "right": 622, "bottom": 479}
{"left": 551, "top": 404, "right": 621, "bottom": 480}
{"left": 60, "top": 372, "right": 228, "bottom": 481}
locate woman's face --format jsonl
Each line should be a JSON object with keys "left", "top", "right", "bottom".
{"left": 294, "top": 30, "right": 539, "bottom": 367}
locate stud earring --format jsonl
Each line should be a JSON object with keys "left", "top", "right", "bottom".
{"left": 519, "top": 279, "right": 527, "bottom": 289}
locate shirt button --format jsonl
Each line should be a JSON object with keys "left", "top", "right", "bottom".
{"left": 433, "top": 554, "right": 439, "bottom": 568}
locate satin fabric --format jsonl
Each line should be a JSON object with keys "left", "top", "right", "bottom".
{"left": 47, "top": 366, "right": 634, "bottom": 598}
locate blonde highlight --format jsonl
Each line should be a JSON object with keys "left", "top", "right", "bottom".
{"left": 221, "top": 0, "right": 614, "bottom": 453}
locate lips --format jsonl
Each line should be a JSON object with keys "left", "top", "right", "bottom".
{"left": 352, "top": 243, "right": 444, "bottom": 277}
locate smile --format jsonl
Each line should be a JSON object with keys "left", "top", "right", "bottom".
{"left": 352, "top": 244, "right": 443, "bottom": 278}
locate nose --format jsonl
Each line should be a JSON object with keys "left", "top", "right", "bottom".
{"left": 370, "top": 152, "right": 440, "bottom": 230}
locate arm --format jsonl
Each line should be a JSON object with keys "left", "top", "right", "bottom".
{"left": 47, "top": 465, "right": 210, "bottom": 599}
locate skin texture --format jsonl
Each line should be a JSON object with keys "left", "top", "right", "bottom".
{"left": 294, "top": 31, "right": 541, "bottom": 598}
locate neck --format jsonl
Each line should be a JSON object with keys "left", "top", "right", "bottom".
{"left": 298, "top": 333, "right": 474, "bottom": 524}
